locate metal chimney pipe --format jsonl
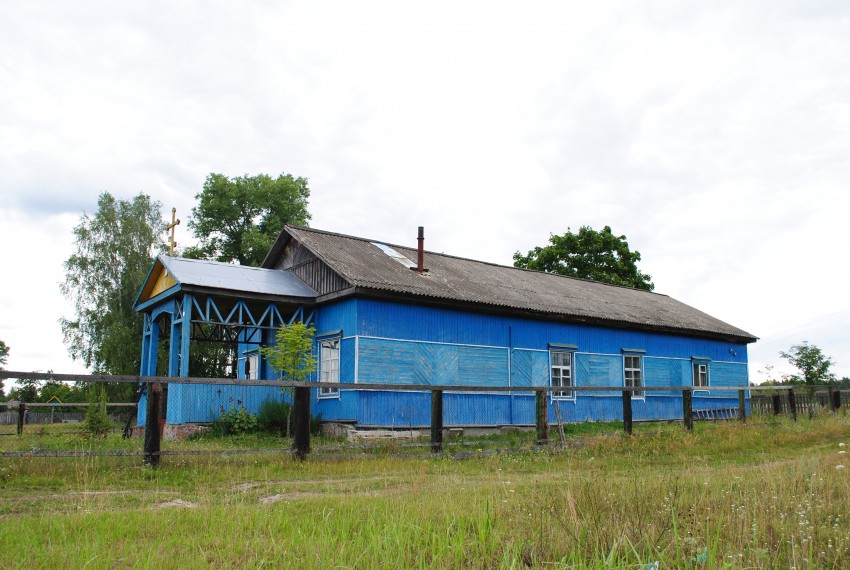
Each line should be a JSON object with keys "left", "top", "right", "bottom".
{"left": 417, "top": 226, "right": 425, "bottom": 273}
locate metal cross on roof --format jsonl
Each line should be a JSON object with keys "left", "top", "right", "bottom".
{"left": 166, "top": 207, "right": 180, "bottom": 255}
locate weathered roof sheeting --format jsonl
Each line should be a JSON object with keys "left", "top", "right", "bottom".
{"left": 156, "top": 256, "right": 317, "bottom": 299}
{"left": 278, "top": 226, "right": 757, "bottom": 343}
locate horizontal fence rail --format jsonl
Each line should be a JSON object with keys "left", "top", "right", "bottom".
{"left": 0, "top": 370, "right": 840, "bottom": 393}
{"left": 1, "top": 371, "right": 845, "bottom": 466}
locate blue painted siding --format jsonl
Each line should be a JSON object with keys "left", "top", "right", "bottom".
{"left": 340, "top": 337, "right": 356, "bottom": 383}
{"left": 644, "top": 357, "right": 687, "bottom": 396}
{"left": 457, "top": 346, "right": 509, "bottom": 387}
{"left": 315, "top": 298, "right": 358, "bottom": 337}
{"left": 137, "top": 382, "right": 283, "bottom": 425}
{"left": 358, "top": 390, "right": 432, "bottom": 427}
{"left": 143, "top": 294, "right": 751, "bottom": 428}
{"left": 357, "top": 338, "right": 509, "bottom": 387}
{"left": 510, "top": 350, "right": 549, "bottom": 388}
{"left": 355, "top": 298, "right": 749, "bottom": 362}
{"left": 575, "top": 354, "right": 622, "bottom": 396}
{"left": 312, "top": 389, "right": 358, "bottom": 421}
{"left": 314, "top": 390, "right": 745, "bottom": 428}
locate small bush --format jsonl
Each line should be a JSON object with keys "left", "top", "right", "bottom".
{"left": 258, "top": 398, "right": 293, "bottom": 435}
{"left": 84, "top": 386, "right": 111, "bottom": 437}
{"left": 211, "top": 405, "right": 258, "bottom": 436}
{"left": 257, "top": 397, "right": 323, "bottom": 436}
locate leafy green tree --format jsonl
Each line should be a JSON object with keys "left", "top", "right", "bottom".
{"left": 260, "top": 322, "right": 318, "bottom": 382}
{"left": 8, "top": 378, "right": 39, "bottom": 403}
{"left": 60, "top": 193, "right": 165, "bottom": 400}
{"left": 260, "top": 322, "right": 318, "bottom": 436}
{"left": 513, "top": 226, "right": 654, "bottom": 291}
{"left": 186, "top": 172, "right": 311, "bottom": 266}
{"left": 40, "top": 381, "right": 87, "bottom": 403}
{"left": 84, "top": 386, "right": 112, "bottom": 437}
{"left": 780, "top": 342, "right": 836, "bottom": 388}
{"left": 0, "top": 339, "right": 8, "bottom": 396}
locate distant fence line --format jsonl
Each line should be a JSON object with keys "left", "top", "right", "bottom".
{"left": 1, "top": 370, "right": 844, "bottom": 394}
{"left": 0, "top": 371, "right": 846, "bottom": 467}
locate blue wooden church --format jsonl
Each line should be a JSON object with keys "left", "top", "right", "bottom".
{"left": 134, "top": 225, "right": 756, "bottom": 432}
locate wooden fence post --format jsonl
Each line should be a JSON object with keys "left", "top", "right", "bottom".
{"left": 828, "top": 387, "right": 837, "bottom": 413}
{"left": 292, "top": 386, "right": 311, "bottom": 460}
{"left": 787, "top": 388, "right": 797, "bottom": 421}
{"left": 738, "top": 390, "right": 747, "bottom": 422}
{"left": 535, "top": 390, "right": 548, "bottom": 445}
{"left": 622, "top": 390, "right": 633, "bottom": 435}
{"left": 833, "top": 389, "right": 842, "bottom": 411}
{"left": 772, "top": 394, "right": 782, "bottom": 416}
{"left": 16, "top": 402, "right": 26, "bottom": 435}
{"left": 144, "top": 382, "right": 162, "bottom": 467}
{"left": 431, "top": 390, "right": 443, "bottom": 453}
{"left": 682, "top": 389, "right": 693, "bottom": 431}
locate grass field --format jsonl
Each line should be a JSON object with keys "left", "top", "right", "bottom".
{"left": 1, "top": 414, "right": 849, "bottom": 569}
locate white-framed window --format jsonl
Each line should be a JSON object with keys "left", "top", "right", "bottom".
{"left": 693, "top": 360, "right": 709, "bottom": 388}
{"left": 319, "top": 338, "right": 340, "bottom": 396}
{"left": 624, "top": 354, "right": 643, "bottom": 398}
{"left": 245, "top": 352, "right": 259, "bottom": 380}
{"left": 550, "top": 350, "right": 574, "bottom": 399}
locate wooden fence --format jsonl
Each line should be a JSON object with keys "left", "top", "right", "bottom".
{"left": 0, "top": 371, "right": 845, "bottom": 467}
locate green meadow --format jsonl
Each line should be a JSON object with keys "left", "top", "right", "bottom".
{"left": 1, "top": 415, "right": 848, "bottom": 569}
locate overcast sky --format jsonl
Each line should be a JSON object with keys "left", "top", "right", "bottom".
{"left": 1, "top": 1, "right": 848, "bottom": 382}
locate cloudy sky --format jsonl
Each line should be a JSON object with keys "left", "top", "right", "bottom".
{"left": 1, "top": 1, "right": 848, "bottom": 382}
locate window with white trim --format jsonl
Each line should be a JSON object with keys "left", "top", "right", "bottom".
{"left": 693, "top": 361, "right": 709, "bottom": 388}
{"left": 320, "top": 338, "right": 340, "bottom": 396}
{"left": 624, "top": 354, "right": 643, "bottom": 398}
{"left": 245, "top": 352, "right": 259, "bottom": 380}
{"left": 550, "top": 350, "right": 574, "bottom": 399}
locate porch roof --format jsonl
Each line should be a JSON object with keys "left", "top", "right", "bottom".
{"left": 134, "top": 255, "right": 317, "bottom": 310}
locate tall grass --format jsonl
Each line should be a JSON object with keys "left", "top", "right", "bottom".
{"left": 1, "top": 414, "right": 848, "bottom": 568}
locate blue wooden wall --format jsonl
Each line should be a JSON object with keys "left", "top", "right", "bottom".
{"left": 305, "top": 297, "right": 751, "bottom": 427}
{"left": 143, "top": 295, "right": 752, "bottom": 428}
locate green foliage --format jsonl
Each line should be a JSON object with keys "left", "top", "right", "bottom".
{"left": 260, "top": 322, "right": 318, "bottom": 382}
{"left": 84, "top": 386, "right": 112, "bottom": 437}
{"left": 186, "top": 172, "right": 311, "bottom": 266}
{"left": 211, "top": 405, "right": 259, "bottom": 436}
{"left": 513, "top": 225, "right": 654, "bottom": 291}
{"left": 39, "top": 381, "right": 88, "bottom": 404}
{"left": 256, "top": 398, "right": 323, "bottom": 437}
{"left": 780, "top": 341, "right": 836, "bottom": 388}
{"left": 3, "top": 417, "right": 850, "bottom": 569}
{"left": 0, "top": 338, "right": 8, "bottom": 396}
{"left": 60, "top": 192, "right": 165, "bottom": 399}
{"left": 6, "top": 379, "right": 89, "bottom": 404}
{"left": 8, "top": 378, "right": 39, "bottom": 403}
{"left": 257, "top": 398, "right": 292, "bottom": 435}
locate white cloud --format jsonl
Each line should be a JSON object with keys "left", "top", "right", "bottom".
{"left": 0, "top": 1, "right": 848, "bottom": 379}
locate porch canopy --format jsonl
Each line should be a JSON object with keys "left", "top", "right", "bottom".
{"left": 134, "top": 255, "right": 317, "bottom": 378}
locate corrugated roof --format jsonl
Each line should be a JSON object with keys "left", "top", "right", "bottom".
{"left": 158, "top": 256, "right": 317, "bottom": 298}
{"left": 283, "top": 226, "right": 757, "bottom": 343}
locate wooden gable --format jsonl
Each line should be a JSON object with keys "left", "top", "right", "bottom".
{"left": 137, "top": 260, "right": 178, "bottom": 304}
{"left": 269, "top": 237, "right": 350, "bottom": 296}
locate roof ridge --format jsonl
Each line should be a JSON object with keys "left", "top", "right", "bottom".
{"left": 285, "top": 225, "right": 670, "bottom": 298}
{"left": 161, "top": 255, "right": 273, "bottom": 273}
